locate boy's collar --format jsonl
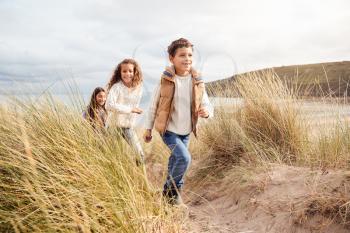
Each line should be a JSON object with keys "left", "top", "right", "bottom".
{"left": 161, "top": 66, "right": 203, "bottom": 83}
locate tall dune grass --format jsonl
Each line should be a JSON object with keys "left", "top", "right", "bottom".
{"left": 308, "top": 121, "right": 350, "bottom": 169}
{"left": 0, "top": 97, "right": 181, "bottom": 232}
{"left": 196, "top": 70, "right": 350, "bottom": 176}
{"left": 236, "top": 71, "right": 307, "bottom": 163}
{"left": 199, "top": 71, "right": 307, "bottom": 170}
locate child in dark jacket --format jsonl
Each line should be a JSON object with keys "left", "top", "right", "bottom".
{"left": 83, "top": 87, "right": 107, "bottom": 129}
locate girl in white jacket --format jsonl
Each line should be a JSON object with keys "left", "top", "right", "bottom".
{"left": 105, "top": 58, "right": 144, "bottom": 164}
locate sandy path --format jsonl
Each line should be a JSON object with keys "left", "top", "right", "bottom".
{"left": 183, "top": 164, "right": 350, "bottom": 233}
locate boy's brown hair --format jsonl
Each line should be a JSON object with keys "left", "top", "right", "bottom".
{"left": 167, "top": 38, "right": 193, "bottom": 57}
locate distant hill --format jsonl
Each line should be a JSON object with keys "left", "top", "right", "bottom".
{"left": 207, "top": 61, "right": 350, "bottom": 97}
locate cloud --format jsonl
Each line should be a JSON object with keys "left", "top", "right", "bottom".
{"left": 0, "top": 0, "right": 349, "bottom": 95}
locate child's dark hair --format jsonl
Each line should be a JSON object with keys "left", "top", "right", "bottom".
{"left": 167, "top": 38, "right": 193, "bottom": 57}
{"left": 107, "top": 58, "right": 143, "bottom": 91}
{"left": 86, "top": 87, "right": 106, "bottom": 123}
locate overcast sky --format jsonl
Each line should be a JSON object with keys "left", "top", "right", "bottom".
{"left": 0, "top": 0, "right": 349, "bottom": 95}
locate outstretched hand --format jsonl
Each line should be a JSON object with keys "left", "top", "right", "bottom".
{"left": 143, "top": 129, "right": 152, "bottom": 143}
{"left": 132, "top": 107, "right": 143, "bottom": 114}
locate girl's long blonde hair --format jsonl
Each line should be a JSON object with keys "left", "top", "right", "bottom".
{"left": 107, "top": 59, "right": 143, "bottom": 91}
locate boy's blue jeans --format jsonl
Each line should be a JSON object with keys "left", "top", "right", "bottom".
{"left": 161, "top": 130, "right": 191, "bottom": 193}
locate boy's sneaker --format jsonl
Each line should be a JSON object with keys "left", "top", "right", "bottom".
{"left": 173, "top": 193, "right": 184, "bottom": 205}
{"left": 163, "top": 188, "right": 187, "bottom": 206}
